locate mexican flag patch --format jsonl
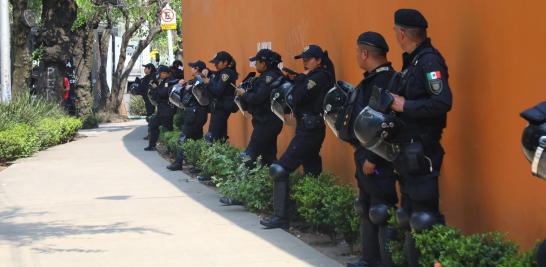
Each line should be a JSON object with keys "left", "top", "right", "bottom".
{"left": 427, "top": 71, "right": 441, "bottom": 80}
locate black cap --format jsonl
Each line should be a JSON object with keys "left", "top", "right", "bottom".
{"left": 294, "top": 44, "right": 324, "bottom": 59}
{"left": 188, "top": 60, "right": 206, "bottom": 71}
{"left": 357, "top": 31, "right": 389, "bottom": 52}
{"left": 209, "top": 51, "right": 233, "bottom": 64}
{"left": 143, "top": 63, "right": 156, "bottom": 71}
{"left": 157, "top": 65, "right": 171, "bottom": 73}
{"left": 172, "top": 60, "right": 183, "bottom": 68}
{"left": 394, "top": 9, "right": 428, "bottom": 29}
{"left": 249, "top": 49, "right": 275, "bottom": 62}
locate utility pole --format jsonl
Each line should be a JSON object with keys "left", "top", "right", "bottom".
{"left": 0, "top": 0, "right": 12, "bottom": 103}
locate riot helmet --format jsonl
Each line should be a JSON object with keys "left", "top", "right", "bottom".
{"left": 520, "top": 102, "right": 546, "bottom": 179}
{"left": 270, "top": 77, "right": 294, "bottom": 123}
{"left": 191, "top": 75, "right": 210, "bottom": 106}
{"left": 323, "top": 81, "right": 354, "bottom": 137}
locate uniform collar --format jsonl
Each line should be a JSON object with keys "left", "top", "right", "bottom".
{"left": 402, "top": 38, "right": 433, "bottom": 68}
{"left": 363, "top": 62, "right": 393, "bottom": 78}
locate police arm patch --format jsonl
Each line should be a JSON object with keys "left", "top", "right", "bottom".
{"left": 265, "top": 76, "right": 273, "bottom": 84}
{"left": 221, "top": 73, "right": 229, "bottom": 82}
{"left": 307, "top": 79, "right": 317, "bottom": 90}
{"left": 426, "top": 71, "right": 443, "bottom": 95}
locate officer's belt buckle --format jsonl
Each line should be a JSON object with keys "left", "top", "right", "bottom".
{"left": 532, "top": 136, "right": 546, "bottom": 179}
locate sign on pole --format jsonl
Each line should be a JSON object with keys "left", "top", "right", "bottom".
{"left": 161, "top": 4, "right": 177, "bottom": 31}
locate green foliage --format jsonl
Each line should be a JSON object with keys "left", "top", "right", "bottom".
{"left": 31, "top": 46, "right": 45, "bottom": 62}
{"left": 159, "top": 129, "right": 182, "bottom": 155}
{"left": 73, "top": 0, "right": 98, "bottom": 30}
{"left": 0, "top": 124, "right": 40, "bottom": 162}
{"left": 0, "top": 117, "right": 80, "bottom": 162}
{"left": 81, "top": 113, "right": 102, "bottom": 129}
{"left": 0, "top": 93, "right": 65, "bottom": 131}
{"left": 217, "top": 158, "right": 273, "bottom": 212}
{"left": 180, "top": 139, "right": 208, "bottom": 166}
{"left": 291, "top": 172, "right": 359, "bottom": 246}
{"left": 173, "top": 110, "right": 185, "bottom": 130}
{"left": 129, "top": 95, "right": 147, "bottom": 116}
{"left": 197, "top": 141, "right": 242, "bottom": 183}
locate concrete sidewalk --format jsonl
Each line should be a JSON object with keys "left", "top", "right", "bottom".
{"left": 0, "top": 120, "right": 342, "bottom": 267}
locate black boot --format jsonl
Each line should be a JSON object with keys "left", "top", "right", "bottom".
{"left": 378, "top": 225, "right": 397, "bottom": 267}
{"left": 260, "top": 179, "right": 289, "bottom": 229}
{"left": 404, "top": 231, "right": 419, "bottom": 267}
{"left": 167, "top": 151, "right": 184, "bottom": 171}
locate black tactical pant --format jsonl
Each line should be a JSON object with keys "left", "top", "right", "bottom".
{"left": 396, "top": 141, "right": 445, "bottom": 267}
{"left": 207, "top": 109, "right": 231, "bottom": 141}
{"left": 148, "top": 113, "right": 174, "bottom": 147}
{"left": 276, "top": 123, "right": 326, "bottom": 175}
{"left": 183, "top": 106, "right": 208, "bottom": 140}
{"left": 245, "top": 117, "right": 283, "bottom": 166}
{"left": 172, "top": 106, "right": 208, "bottom": 164}
{"left": 142, "top": 94, "right": 156, "bottom": 117}
{"left": 355, "top": 148, "right": 398, "bottom": 266}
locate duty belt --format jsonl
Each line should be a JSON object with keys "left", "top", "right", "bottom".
{"left": 532, "top": 136, "right": 546, "bottom": 179}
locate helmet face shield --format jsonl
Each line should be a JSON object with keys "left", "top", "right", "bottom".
{"left": 522, "top": 124, "right": 546, "bottom": 179}
{"left": 147, "top": 90, "right": 158, "bottom": 106}
{"left": 169, "top": 84, "right": 184, "bottom": 108}
{"left": 354, "top": 106, "right": 399, "bottom": 162}
{"left": 191, "top": 78, "right": 209, "bottom": 106}
{"left": 323, "top": 86, "right": 349, "bottom": 137}
{"left": 270, "top": 81, "right": 294, "bottom": 123}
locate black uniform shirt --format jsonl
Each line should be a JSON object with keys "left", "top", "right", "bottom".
{"left": 352, "top": 63, "right": 396, "bottom": 165}
{"left": 395, "top": 38, "right": 452, "bottom": 141}
{"left": 292, "top": 67, "right": 334, "bottom": 117}
{"left": 241, "top": 69, "right": 282, "bottom": 119}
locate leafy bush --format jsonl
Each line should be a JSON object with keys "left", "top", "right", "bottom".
{"left": 0, "top": 124, "right": 40, "bottom": 162}
{"left": 81, "top": 113, "right": 101, "bottom": 129}
{"left": 292, "top": 172, "right": 359, "bottom": 246}
{"left": 159, "top": 129, "right": 182, "bottom": 155}
{"left": 58, "top": 117, "right": 82, "bottom": 142}
{"left": 173, "top": 109, "right": 185, "bottom": 130}
{"left": 129, "top": 95, "right": 147, "bottom": 116}
{"left": 0, "top": 93, "right": 65, "bottom": 131}
{"left": 180, "top": 139, "right": 208, "bottom": 166}
{"left": 197, "top": 141, "right": 242, "bottom": 183}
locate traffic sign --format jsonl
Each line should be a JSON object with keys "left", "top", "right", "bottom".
{"left": 161, "top": 4, "right": 177, "bottom": 30}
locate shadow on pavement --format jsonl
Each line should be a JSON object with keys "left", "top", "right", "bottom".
{"left": 121, "top": 124, "right": 340, "bottom": 267}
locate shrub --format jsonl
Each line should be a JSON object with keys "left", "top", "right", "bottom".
{"left": 180, "top": 139, "right": 208, "bottom": 166}
{"left": 58, "top": 117, "right": 82, "bottom": 142}
{"left": 0, "top": 124, "right": 40, "bottom": 162}
{"left": 197, "top": 141, "right": 241, "bottom": 183}
{"left": 36, "top": 118, "right": 63, "bottom": 148}
{"left": 159, "top": 130, "right": 182, "bottom": 155}
{"left": 0, "top": 93, "right": 65, "bottom": 131}
{"left": 129, "top": 95, "right": 147, "bottom": 116}
{"left": 81, "top": 113, "right": 101, "bottom": 129}
{"left": 173, "top": 109, "right": 185, "bottom": 130}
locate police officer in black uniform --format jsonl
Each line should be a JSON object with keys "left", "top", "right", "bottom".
{"left": 235, "top": 49, "right": 284, "bottom": 166}
{"left": 202, "top": 51, "right": 239, "bottom": 142}
{"left": 260, "top": 45, "right": 335, "bottom": 229}
{"left": 145, "top": 65, "right": 178, "bottom": 151}
{"left": 140, "top": 63, "right": 157, "bottom": 119}
{"left": 167, "top": 60, "right": 210, "bottom": 171}
{"left": 390, "top": 9, "right": 453, "bottom": 267}
{"left": 171, "top": 60, "right": 184, "bottom": 80}
{"left": 340, "top": 32, "right": 398, "bottom": 267}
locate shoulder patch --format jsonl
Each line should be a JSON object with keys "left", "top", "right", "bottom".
{"left": 265, "top": 76, "right": 273, "bottom": 84}
{"left": 221, "top": 73, "right": 229, "bottom": 82}
{"left": 307, "top": 79, "right": 317, "bottom": 90}
{"left": 426, "top": 71, "right": 443, "bottom": 95}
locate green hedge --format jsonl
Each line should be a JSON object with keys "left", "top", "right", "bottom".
{"left": 158, "top": 137, "right": 539, "bottom": 265}
{"left": 0, "top": 117, "right": 82, "bottom": 162}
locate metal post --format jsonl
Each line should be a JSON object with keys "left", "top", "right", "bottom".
{"left": 0, "top": 0, "right": 12, "bottom": 103}
{"left": 167, "top": 29, "right": 174, "bottom": 64}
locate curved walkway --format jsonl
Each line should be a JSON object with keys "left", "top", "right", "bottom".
{"left": 0, "top": 120, "right": 342, "bottom": 267}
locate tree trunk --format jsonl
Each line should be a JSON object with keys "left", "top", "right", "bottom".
{"left": 72, "top": 13, "right": 101, "bottom": 116}
{"left": 9, "top": 0, "right": 33, "bottom": 96}
{"left": 94, "top": 27, "right": 112, "bottom": 112}
{"left": 106, "top": 22, "right": 162, "bottom": 114}
{"left": 35, "top": 0, "right": 78, "bottom": 102}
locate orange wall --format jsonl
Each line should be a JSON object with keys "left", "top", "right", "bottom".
{"left": 181, "top": 0, "right": 546, "bottom": 249}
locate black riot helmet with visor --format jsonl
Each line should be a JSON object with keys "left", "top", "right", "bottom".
{"left": 323, "top": 81, "right": 354, "bottom": 138}
{"left": 520, "top": 101, "right": 546, "bottom": 179}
